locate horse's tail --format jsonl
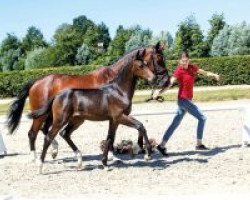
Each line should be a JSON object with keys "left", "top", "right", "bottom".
{"left": 7, "top": 80, "right": 35, "bottom": 134}
{"left": 27, "top": 97, "right": 55, "bottom": 119}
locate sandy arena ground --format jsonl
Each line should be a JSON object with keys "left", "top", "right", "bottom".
{"left": 0, "top": 100, "right": 250, "bottom": 199}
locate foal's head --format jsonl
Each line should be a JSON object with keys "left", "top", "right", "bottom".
{"left": 132, "top": 49, "right": 156, "bottom": 83}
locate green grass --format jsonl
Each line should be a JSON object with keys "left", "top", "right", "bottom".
{"left": 1, "top": 88, "right": 250, "bottom": 115}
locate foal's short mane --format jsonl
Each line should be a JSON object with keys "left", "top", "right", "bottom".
{"left": 107, "top": 48, "right": 143, "bottom": 85}
{"left": 108, "top": 45, "right": 156, "bottom": 68}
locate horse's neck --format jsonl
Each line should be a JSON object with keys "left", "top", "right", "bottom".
{"left": 108, "top": 60, "right": 124, "bottom": 73}
{"left": 114, "top": 64, "right": 137, "bottom": 101}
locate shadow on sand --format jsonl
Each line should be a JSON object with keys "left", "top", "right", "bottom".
{"left": 35, "top": 144, "right": 244, "bottom": 175}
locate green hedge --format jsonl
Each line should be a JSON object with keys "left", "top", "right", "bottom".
{"left": 0, "top": 56, "right": 250, "bottom": 98}
{"left": 0, "top": 65, "right": 98, "bottom": 97}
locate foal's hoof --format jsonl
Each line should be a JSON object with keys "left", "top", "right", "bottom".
{"left": 107, "top": 154, "right": 114, "bottom": 161}
{"left": 144, "top": 154, "right": 151, "bottom": 161}
{"left": 51, "top": 150, "right": 58, "bottom": 160}
{"left": 30, "top": 151, "right": 37, "bottom": 163}
{"left": 138, "top": 149, "right": 146, "bottom": 154}
{"left": 102, "top": 158, "right": 108, "bottom": 167}
{"left": 104, "top": 166, "right": 113, "bottom": 171}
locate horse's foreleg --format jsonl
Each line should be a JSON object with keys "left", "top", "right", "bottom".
{"left": 117, "top": 114, "right": 152, "bottom": 160}
{"left": 102, "top": 120, "right": 118, "bottom": 167}
{"left": 137, "top": 133, "right": 145, "bottom": 154}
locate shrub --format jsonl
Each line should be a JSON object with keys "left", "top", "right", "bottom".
{"left": 0, "top": 65, "right": 97, "bottom": 97}
{"left": 25, "top": 47, "right": 57, "bottom": 70}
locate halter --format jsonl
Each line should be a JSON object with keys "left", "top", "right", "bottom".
{"left": 152, "top": 50, "right": 170, "bottom": 87}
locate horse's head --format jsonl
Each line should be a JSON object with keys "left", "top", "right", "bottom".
{"left": 142, "top": 42, "right": 170, "bottom": 87}
{"left": 132, "top": 49, "right": 156, "bottom": 83}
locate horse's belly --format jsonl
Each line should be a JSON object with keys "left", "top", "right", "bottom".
{"left": 73, "top": 111, "right": 110, "bottom": 121}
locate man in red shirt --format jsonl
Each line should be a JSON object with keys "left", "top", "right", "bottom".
{"left": 154, "top": 51, "right": 220, "bottom": 156}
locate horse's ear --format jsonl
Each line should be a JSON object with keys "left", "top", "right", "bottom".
{"left": 155, "top": 42, "right": 162, "bottom": 53}
{"left": 136, "top": 49, "right": 146, "bottom": 60}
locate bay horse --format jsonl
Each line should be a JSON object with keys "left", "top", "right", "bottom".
{"left": 29, "top": 49, "right": 154, "bottom": 173}
{"left": 7, "top": 42, "right": 169, "bottom": 161}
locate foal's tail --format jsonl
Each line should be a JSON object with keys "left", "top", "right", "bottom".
{"left": 27, "top": 97, "right": 55, "bottom": 119}
{"left": 7, "top": 80, "right": 35, "bottom": 134}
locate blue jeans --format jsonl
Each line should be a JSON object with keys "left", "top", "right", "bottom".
{"left": 162, "top": 99, "right": 207, "bottom": 142}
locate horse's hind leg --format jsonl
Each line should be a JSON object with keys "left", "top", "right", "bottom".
{"left": 39, "top": 125, "right": 62, "bottom": 174}
{"left": 60, "top": 120, "right": 84, "bottom": 169}
{"left": 42, "top": 114, "right": 59, "bottom": 159}
{"left": 28, "top": 117, "right": 44, "bottom": 162}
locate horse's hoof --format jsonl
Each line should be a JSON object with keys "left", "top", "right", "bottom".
{"left": 103, "top": 166, "right": 113, "bottom": 171}
{"left": 36, "top": 159, "right": 43, "bottom": 174}
{"left": 144, "top": 154, "right": 151, "bottom": 161}
{"left": 145, "top": 98, "right": 153, "bottom": 102}
{"left": 107, "top": 154, "right": 114, "bottom": 161}
{"left": 51, "top": 150, "right": 58, "bottom": 159}
{"left": 138, "top": 149, "right": 146, "bottom": 154}
{"left": 102, "top": 158, "right": 108, "bottom": 167}
{"left": 30, "top": 151, "right": 37, "bottom": 163}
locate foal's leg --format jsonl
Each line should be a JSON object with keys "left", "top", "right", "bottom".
{"left": 39, "top": 110, "right": 71, "bottom": 174}
{"left": 38, "top": 124, "right": 61, "bottom": 174}
{"left": 28, "top": 117, "right": 44, "bottom": 162}
{"left": 60, "top": 120, "right": 84, "bottom": 169}
{"left": 118, "top": 114, "right": 152, "bottom": 159}
{"left": 41, "top": 115, "right": 60, "bottom": 159}
{"left": 102, "top": 120, "right": 118, "bottom": 166}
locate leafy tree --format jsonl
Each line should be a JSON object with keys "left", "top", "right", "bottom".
{"left": 0, "top": 33, "right": 24, "bottom": 71}
{"left": 227, "top": 22, "right": 250, "bottom": 55}
{"left": 1, "top": 48, "right": 23, "bottom": 71}
{"left": 75, "top": 43, "right": 90, "bottom": 65}
{"left": 174, "top": 15, "right": 206, "bottom": 58}
{"left": 211, "top": 25, "right": 232, "bottom": 56}
{"left": 22, "top": 26, "right": 47, "bottom": 53}
{"left": 25, "top": 47, "right": 57, "bottom": 70}
{"left": 125, "top": 26, "right": 152, "bottom": 52}
{"left": 72, "top": 15, "right": 95, "bottom": 35}
{"left": 0, "top": 33, "right": 20, "bottom": 53}
{"left": 106, "top": 25, "right": 133, "bottom": 60}
{"left": 96, "top": 22, "right": 111, "bottom": 51}
{"left": 150, "top": 31, "right": 173, "bottom": 48}
{"left": 206, "top": 13, "right": 226, "bottom": 53}
{"left": 53, "top": 23, "right": 82, "bottom": 65}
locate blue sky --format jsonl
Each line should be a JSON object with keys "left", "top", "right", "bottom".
{"left": 0, "top": 0, "right": 249, "bottom": 42}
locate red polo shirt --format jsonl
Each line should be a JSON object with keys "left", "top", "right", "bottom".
{"left": 173, "top": 64, "right": 199, "bottom": 100}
